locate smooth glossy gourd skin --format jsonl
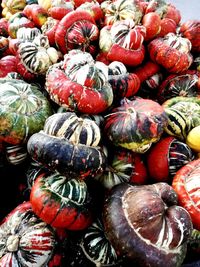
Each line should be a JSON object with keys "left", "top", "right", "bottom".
{"left": 103, "top": 182, "right": 193, "bottom": 267}
{"left": 27, "top": 131, "right": 107, "bottom": 179}
{"left": 172, "top": 159, "right": 200, "bottom": 231}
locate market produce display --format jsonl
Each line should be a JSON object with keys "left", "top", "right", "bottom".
{"left": 0, "top": 0, "right": 200, "bottom": 266}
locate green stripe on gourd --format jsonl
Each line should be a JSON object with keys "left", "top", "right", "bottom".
{"left": 95, "top": 151, "right": 134, "bottom": 189}
{"left": 80, "top": 219, "right": 118, "bottom": 265}
{"left": 41, "top": 173, "right": 88, "bottom": 205}
{"left": 172, "top": 101, "right": 200, "bottom": 127}
{"left": 188, "top": 229, "right": 200, "bottom": 252}
{"left": 18, "top": 36, "right": 58, "bottom": 74}
{"left": 164, "top": 108, "right": 190, "bottom": 140}
{"left": 163, "top": 96, "right": 200, "bottom": 140}
{"left": 0, "top": 78, "right": 52, "bottom": 145}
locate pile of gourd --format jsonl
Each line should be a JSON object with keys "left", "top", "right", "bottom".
{"left": 0, "top": 0, "right": 200, "bottom": 266}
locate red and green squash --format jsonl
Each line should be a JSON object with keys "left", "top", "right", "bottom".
{"left": 162, "top": 96, "right": 200, "bottom": 140}
{"left": 104, "top": 97, "right": 168, "bottom": 153}
{"left": 30, "top": 172, "right": 93, "bottom": 230}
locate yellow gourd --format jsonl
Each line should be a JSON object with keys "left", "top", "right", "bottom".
{"left": 38, "top": 0, "right": 52, "bottom": 10}
{"left": 186, "top": 125, "right": 200, "bottom": 152}
{"left": 1, "top": 0, "right": 26, "bottom": 19}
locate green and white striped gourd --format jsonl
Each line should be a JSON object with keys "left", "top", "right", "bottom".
{"left": 0, "top": 78, "right": 53, "bottom": 145}
{"left": 18, "top": 35, "right": 59, "bottom": 74}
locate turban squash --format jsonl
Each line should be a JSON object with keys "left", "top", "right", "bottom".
{"left": 172, "top": 159, "right": 200, "bottom": 231}
{"left": 45, "top": 49, "right": 113, "bottom": 114}
{"left": 27, "top": 112, "right": 107, "bottom": 179}
{"left": 162, "top": 96, "right": 200, "bottom": 141}
{"left": 148, "top": 33, "right": 193, "bottom": 73}
{"left": 104, "top": 97, "right": 168, "bottom": 153}
{"left": 30, "top": 172, "right": 93, "bottom": 230}
{"left": 0, "top": 77, "right": 52, "bottom": 145}
{"left": 103, "top": 182, "right": 193, "bottom": 267}
{"left": 0, "top": 202, "right": 55, "bottom": 266}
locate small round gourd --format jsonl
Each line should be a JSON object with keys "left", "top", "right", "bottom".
{"left": 65, "top": 218, "right": 120, "bottom": 266}
{"left": 163, "top": 96, "right": 200, "bottom": 140}
{"left": 18, "top": 35, "right": 58, "bottom": 74}
{"left": 186, "top": 125, "right": 200, "bottom": 152}
{"left": 147, "top": 136, "right": 195, "bottom": 183}
{"left": 17, "top": 27, "right": 41, "bottom": 42}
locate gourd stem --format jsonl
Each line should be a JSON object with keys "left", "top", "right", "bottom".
{"left": 6, "top": 235, "right": 19, "bottom": 252}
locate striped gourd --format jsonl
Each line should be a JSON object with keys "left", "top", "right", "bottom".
{"left": 108, "top": 61, "right": 127, "bottom": 75}
{"left": 17, "top": 27, "right": 41, "bottom": 42}
{"left": 168, "top": 139, "right": 194, "bottom": 176}
{"left": 164, "top": 107, "right": 190, "bottom": 140}
{"left": 164, "top": 98, "right": 200, "bottom": 140}
{"left": 0, "top": 202, "right": 55, "bottom": 266}
{"left": 6, "top": 144, "right": 27, "bottom": 165}
{"left": 18, "top": 35, "right": 58, "bottom": 74}
{"left": 30, "top": 172, "right": 93, "bottom": 229}
{"left": 80, "top": 218, "right": 118, "bottom": 266}
{"left": 44, "top": 112, "right": 101, "bottom": 147}
{"left": 42, "top": 174, "right": 89, "bottom": 205}
{"left": 173, "top": 101, "right": 200, "bottom": 127}
{"left": 95, "top": 148, "right": 134, "bottom": 189}
{"left": 26, "top": 160, "right": 47, "bottom": 189}
{"left": 0, "top": 78, "right": 52, "bottom": 145}
{"left": 188, "top": 229, "right": 200, "bottom": 253}
{"left": 64, "top": 50, "right": 108, "bottom": 91}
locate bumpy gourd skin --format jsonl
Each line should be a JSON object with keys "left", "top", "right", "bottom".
{"left": 103, "top": 182, "right": 193, "bottom": 267}
{"left": 148, "top": 33, "right": 193, "bottom": 73}
{"left": 45, "top": 49, "right": 113, "bottom": 114}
